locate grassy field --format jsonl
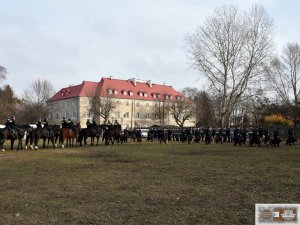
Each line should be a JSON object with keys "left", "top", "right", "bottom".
{"left": 0, "top": 141, "right": 299, "bottom": 225}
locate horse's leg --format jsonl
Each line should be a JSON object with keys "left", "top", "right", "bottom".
{"left": 10, "top": 139, "right": 15, "bottom": 150}
{"left": 51, "top": 137, "right": 56, "bottom": 149}
{"left": 34, "top": 137, "right": 39, "bottom": 150}
{"left": 96, "top": 136, "right": 99, "bottom": 146}
{"left": 61, "top": 136, "right": 65, "bottom": 149}
{"left": 0, "top": 139, "right": 5, "bottom": 151}
{"left": 43, "top": 138, "right": 46, "bottom": 149}
{"left": 18, "top": 138, "right": 23, "bottom": 150}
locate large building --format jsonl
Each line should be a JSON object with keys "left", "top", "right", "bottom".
{"left": 47, "top": 77, "right": 195, "bottom": 128}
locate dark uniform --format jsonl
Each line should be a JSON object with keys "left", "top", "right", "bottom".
{"left": 61, "top": 117, "right": 67, "bottom": 128}
{"left": 36, "top": 120, "right": 42, "bottom": 129}
{"left": 86, "top": 119, "right": 91, "bottom": 128}
{"left": 66, "top": 118, "right": 74, "bottom": 128}
{"left": 5, "top": 117, "right": 13, "bottom": 129}
{"left": 43, "top": 118, "right": 49, "bottom": 127}
{"left": 6, "top": 117, "right": 22, "bottom": 136}
{"left": 92, "top": 118, "right": 97, "bottom": 127}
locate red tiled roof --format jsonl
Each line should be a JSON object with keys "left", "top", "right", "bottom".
{"left": 48, "top": 77, "right": 185, "bottom": 102}
{"left": 47, "top": 81, "right": 98, "bottom": 102}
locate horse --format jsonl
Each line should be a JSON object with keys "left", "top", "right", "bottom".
{"left": 33, "top": 127, "right": 56, "bottom": 149}
{"left": 102, "top": 125, "right": 121, "bottom": 145}
{"left": 59, "top": 123, "right": 81, "bottom": 148}
{"left": 0, "top": 127, "right": 24, "bottom": 151}
{"left": 78, "top": 126, "right": 102, "bottom": 147}
{"left": 49, "top": 124, "right": 61, "bottom": 144}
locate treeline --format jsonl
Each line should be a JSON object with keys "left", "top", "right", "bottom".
{"left": 183, "top": 87, "right": 298, "bottom": 127}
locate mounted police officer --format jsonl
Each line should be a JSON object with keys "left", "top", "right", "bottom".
{"left": 92, "top": 118, "right": 97, "bottom": 127}
{"left": 114, "top": 120, "right": 121, "bottom": 130}
{"left": 66, "top": 118, "right": 74, "bottom": 128}
{"left": 36, "top": 119, "right": 42, "bottom": 129}
{"left": 43, "top": 118, "right": 49, "bottom": 127}
{"left": 5, "top": 117, "right": 13, "bottom": 129}
{"left": 61, "top": 117, "right": 67, "bottom": 128}
{"left": 86, "top": 119, "right": 91, "bottom": 128}
{"left": 43, "top": 118, "right": 51, "bottom": 136}
{"left": 6, "top": 116, "right": 22, "bottom": 136}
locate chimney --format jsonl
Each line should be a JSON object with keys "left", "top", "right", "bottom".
{"left": 129, "top": 78, "right": 137, "bottom": 86}
{"left": 147, "top": 80, "right": 152, "bottom": 87}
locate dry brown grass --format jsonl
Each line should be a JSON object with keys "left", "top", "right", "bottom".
{"left": 0, "top": 142, "right": 299, "bottom": 224}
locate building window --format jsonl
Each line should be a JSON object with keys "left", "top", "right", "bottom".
{"left": 114, "top": 89, "right": 118, "bottom": 95}
{"left": 145, "top": 113, "right": 150, "bottom": 119}
{"left": 107, "top": 89, "right": 112, "bottom": 94}
{"left": 129, "top": 91, "right": 133, "bottom": 96}
{"left": 122, "top": 90, "right": 127, "bottom": 95}
{"left": 115, "top": 111, "right": 120, "bottom": 119}
{"left": 50, "top": 114, "right": 53, "bottom": 120}
{"left": 144, "top": 92, "right": 147, "bottom": 97}
{"left": 136, "top": 102, "right": 140, "bottom": 107}
{"left": 138, "top": 92, "right": 143, "bottom": 97}
{"left": 125, "top": 101, "right": 129, "bottom": 106}
{"left": 136, "top": 112, "right": 140, "bottom": 118}
{"left": 72, "top": 112, "right": 77, "bottom": 118}
{"left": 124, "top": 112, "right": 129, "bottom": 118}
{"left": 66, "top": 112, "right": 69, "bottom": 118}
{"left": 56, "top": 114, "right": 60, "bottom": 119}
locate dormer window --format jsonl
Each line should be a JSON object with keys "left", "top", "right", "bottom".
{"left": 114, "top": 89, "right": 118, "bottom": 95}
{"left": 170, "top": 95, "right": 173, "bottom": 100}
{"left": 138, "top": 92, "right": 143, "bottom": 97}
{"left": 152, "top": 93, "right": 156, "bottom": 98}
{"left": 129, "top": 91, "right": 133, "bottom": 96}
{"left": 144, "top": 92, "right": 147, "bottom": 97}
{"left": 176, "top": 95, "right": 182, "bottom": 100}
{"left": 107, "top": 89, "right": 112, "bottom": 94}
{"left": 122, "top": 90, "right": 127, "bottom": 95}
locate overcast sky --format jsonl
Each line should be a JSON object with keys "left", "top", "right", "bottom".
{"left": 1, "top": 0, "right": 299, "bottom": 97}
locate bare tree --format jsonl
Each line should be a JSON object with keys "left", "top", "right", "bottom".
{"left": 99, "top": 97, "right": 115, "bottom": 124}
{"left": 169, "top": 99, "right": 195, "bottom": 127}
{"left": 185, "top": 4, "right": 273, "bottom": 127}
{"left": 152, "top": 95, "right": 170, "bottom": 125}
{"left": 87, "top": 86, "right": 115, "bottom": 124}
{"left": 265, "top": 42, "right": 300, "bottom": 123}
{"left": 22, "top": 79, "right": 55, "bottom": 122}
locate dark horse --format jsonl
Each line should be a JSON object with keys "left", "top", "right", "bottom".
{"left": 49, "top": 125, "right": 61, "bottom": 145}
{"left": 25, "top": 125, "right": 58, "bottom": 150}
{"left": 102, "top": 125, "right": 121, "bottom": 145}
{"left": 0, "top": 127, "right": 24, "bottom": 151}
{"left": 59, "top": 123, "right": 81, "bottom": 148}
{"left": 78, "top": 126, "right": 102, "bottom": 147}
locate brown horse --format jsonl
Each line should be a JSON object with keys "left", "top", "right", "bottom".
{"left": 102, "top": 125, "right": 121, "bottom": 145}
{"left": 59, "top": 123, "right": 81, "bottom": 148}
{"left": 0, "top": 127, "right": 24, "bottom": 151}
